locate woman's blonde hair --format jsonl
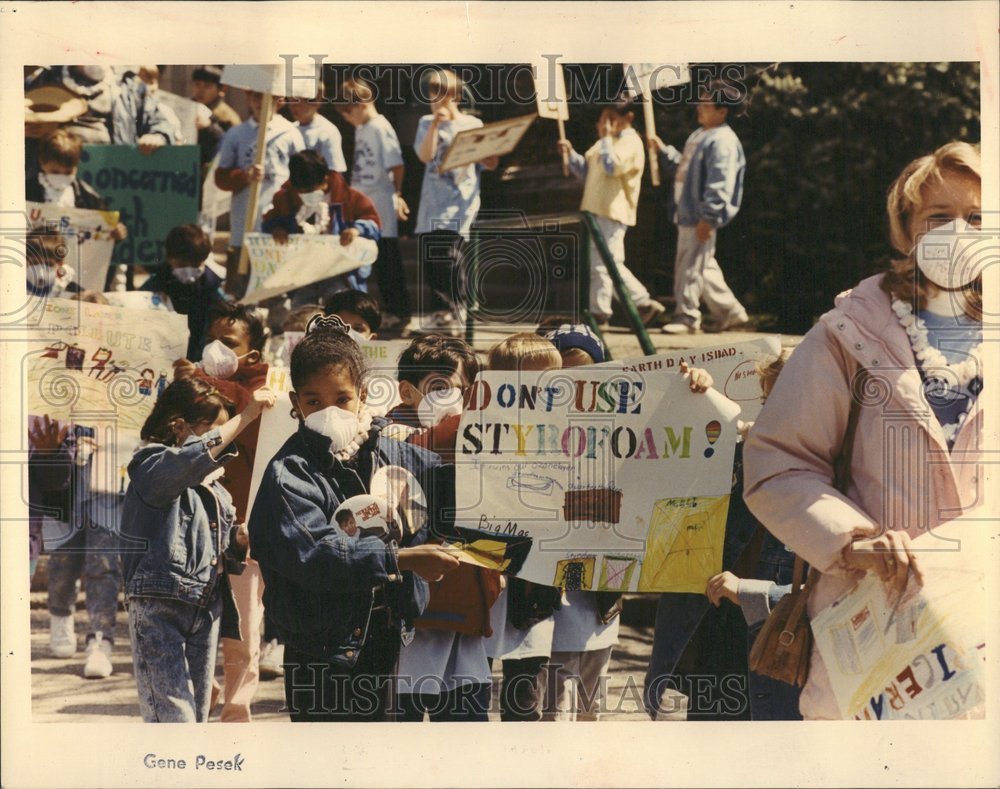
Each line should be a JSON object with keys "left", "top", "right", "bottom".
{"left": 881, "top": 141, "right": 981, "bottom": 316}
{"left": 488, "top": 333, "right": 562, "bottom": 372}
{"left": 426, "top": 69, "right": 462, "bottom": 103}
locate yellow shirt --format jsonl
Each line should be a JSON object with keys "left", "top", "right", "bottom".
{"left": 579, "top": 128, "right": 645, "bottom": 227}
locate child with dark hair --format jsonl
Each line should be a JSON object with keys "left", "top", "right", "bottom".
{"left": 190, "top": 65, "right": 241, "bottom": 169}
{"left": 262, "top": 149, "right": 381, "bottom": 297}
{"left": 122, "top": 377, "right": 276, "bottom": 722}
{"left": 172, "top": 301, "right": 273, "bottom": 721}
{"left": 324, "top": 288, "right": 383, "bottom": 338}
{"left": 387, "top": 334, "right": 481, "bottom": 431}
{"left": 141, "top": 224, "right": 227, "bottom": 362}
{"left": 557, "top": 99, "right": 664, "bottom": 330}
{"left": 248, "top": 317, "right": 460, "bottom": 721}
{"left": 336, "top": 77, "right": 411, "bottom": 329}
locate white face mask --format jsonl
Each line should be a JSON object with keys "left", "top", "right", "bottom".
{"left": 39, "top": 172, "right": 75, "bottom": 191}
{"left": 417, "top": 387, "right": 464, "bottom": 428}
{"left": 913, "top": 218, "right": 982, "bottom": 290}
{"left": 172, "top": 266, "right": 203, "bottom": 285}
{"left": 300, "top": 189, "right": 326, "bottom": 207}
{"left": 201, "top": 340, "right": 240, "bottom": 379}
{"left": 304, "top": 404, "right": 360, "bottom": 453}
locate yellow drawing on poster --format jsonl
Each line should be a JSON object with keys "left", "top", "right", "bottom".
{"left": 554, "top": 556, "right": 596, "bottom": 591}
{"left": 637, "top": 495, "right": 730, "bottom": 593}
{"left": 598, "top": 556, "right": 639, "bottom": 592}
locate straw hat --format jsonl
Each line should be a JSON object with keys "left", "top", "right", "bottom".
{"left": 25, "top": 84, "right": 88, "bottom": 126}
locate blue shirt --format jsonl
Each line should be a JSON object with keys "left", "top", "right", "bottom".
{"left": 297, "top": 112, "right": 347, "bottom": 173}
{"left": 916, "top": 309, "right": 982, "bottom": 435}
{"left": 414, "top": 113, "right": 485, "bottom": 239}
{"left": 217, "top": 115, "right": 305, "bottom": 246}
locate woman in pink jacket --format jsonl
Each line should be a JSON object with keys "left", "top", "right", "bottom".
{"left": 743, "top": 142, "right": 983, "bottom": 720}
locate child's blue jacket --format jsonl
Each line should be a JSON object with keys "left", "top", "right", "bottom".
{"left": 121, "top": 429, "right": 247, "bottom": 640}
{"left": 248, "top": 418, "right": 448, "bottom": 668}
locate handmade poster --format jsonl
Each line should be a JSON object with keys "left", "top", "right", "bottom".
{"left": 449, "top": 367, "right": 741, "bottom": 593}
{"left": 245, "top": 341, "right": 409, "bottom": 518}
{"left": 598, "top": 336, "right": 783, "bottom": 422}
{"left": 439, "top": 114, "right": 537, "bottom": 171}
{"left": 533, "top": 59, "right": 569, "bottom": 120}
{"left": 221, "top": 63, "right": 322, "bottom": 98}
{"left": 623, "top": 62, "right": 692, "bottom": 97}
{"left": 24, "top": 296, "right": 189, "bottom": 494}
{"left": 100, "top": 291, "right": 174, "bottom": 311}
{"left": 811, "top": 519, "right": 987, "bottom": 720}
{"left": 76, "top": 144, "right": 200, "bottom": 267}
{"left": 241, "top": 233, "right": 378, "bottom": 304}
{"left": 26, "top": 202, "right": 120, "bottom": 293}
{"left": 156, "top": 90, "right": 199, "bottom": 145}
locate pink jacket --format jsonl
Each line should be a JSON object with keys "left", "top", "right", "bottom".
{"left": 743, "top": 274, "right": 982, "bottom": 719}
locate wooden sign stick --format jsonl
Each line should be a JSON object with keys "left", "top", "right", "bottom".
{"left": 237, "top": 92, "right": 274, "bottom": 277}
{"left": 643, "top": 95, "right": 661, "bottom": 187}
{"left": 557, "top": 115, "right": 569, "bottom": 177}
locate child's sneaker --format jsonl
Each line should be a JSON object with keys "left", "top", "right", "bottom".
{"left": 83, "top": 632, "right": 113, "bottom": 679}
{"left": 48, "top": 613, "right": 76, "bottom": 658}
{"left": 259, "top": 639, "right": 285, "bottom": 680}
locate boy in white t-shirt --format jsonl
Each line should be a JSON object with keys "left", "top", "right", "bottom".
{"left": 336, "top": 78, "right": 412, "bottom": 329}
{"left": 286, "top": 82, "right": 347, "bottom": 174}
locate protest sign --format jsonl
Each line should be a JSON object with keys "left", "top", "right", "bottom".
{"left": 77, "top": 144, "right": 200, "bottom": 267}
{"left": 25, "top": 296, "right": 189, "bottom": 494}
{"left": 450, "top": 367, "right": 741, "bottom": 593}
{"left": 221, "top": 63, "right": 321, "bottom": 99}
{"left": 599, "top": 336, "right": 783, "bottom": 422}
{"left": 811, "top": 519, "right": 987, "bottom": 720}
{"left": 27, "top": 202, "right": 120, "bottom": 293}
{"left": 241, "top": 233, "right": 378, "bottom": 304}
{"left": 439, "top": 114, "right": 537, "bottom": 171}
{"left": 245, "top": 340, "right": 409, "bottom": 517}
{"left": 533, "top": 59, "right": 570, "bottom": 176}
{"left": 623, "top": 62, "right": 691, "bottom": 98}
{"left": 101, "top": 291, "right": 173, "bottom": 311}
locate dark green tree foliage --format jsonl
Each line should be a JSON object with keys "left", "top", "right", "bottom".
{"left": 694, "top": 62, "right": 980, "bottom": 332}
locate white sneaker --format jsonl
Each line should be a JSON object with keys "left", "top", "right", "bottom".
{"left": 259, "top": 639, "right": 284, "bottom": 680}
{"left": 83, "top": 632, "right": 113, "bottom": 679}
{"left": 661, "top": 322, "right": 700, "bottom": 335}
{"left": 49, "top": 613, "right": 76, "bottom": 658}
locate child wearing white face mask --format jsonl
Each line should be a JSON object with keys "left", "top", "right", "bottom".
{"left": 172, "top": 302, "right": 273, "bottom": 721}
{"left": 141, "top": 224, "right": 227, "bottom": 361}
{"left": 262, "top": 150, "right": 382, "bottom": 302}
{"left": 248, "top": 315, "right": 460, "bottom": 721}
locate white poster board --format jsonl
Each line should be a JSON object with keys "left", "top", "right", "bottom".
{"left": 450, "top": 367, "right": 741, "bottom": 593}
{"left": 24, "top": 297, "right": 189, "bottom": 493}
{"left": 534, "top": 59, "right": 569, "bottom": 121}
{"left": 220, "top": 63, "right": 321, "bottom": 99}
{"left": 623, "top": 62, "right": 691, "bottom": 98}
{"left": 439, "top": 114, "right": 537, "bottom": 171}
{"left": 599, "top": 337, "right": 783, "bottom": 422}
{"left": 241, "top": 233, "right": 377, "bottom": 304}
{"left": 26, "top": 202, "right": 120, "bottom": 293}
{"left": 811, "top": 519, "right": 987, "bottom": 720}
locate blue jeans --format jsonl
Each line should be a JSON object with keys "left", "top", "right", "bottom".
{"left": 398, "top": 682, "right": 492, "bottom": 722}
{"left": 128, "top": 593, "right": 222, "bottom": 722}
{"left": 48, "top": 516, "right": 121, "bottom": 639}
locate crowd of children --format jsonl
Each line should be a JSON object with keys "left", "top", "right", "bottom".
{"left": 23, "top": 63, "right": 984, "bottom": 723}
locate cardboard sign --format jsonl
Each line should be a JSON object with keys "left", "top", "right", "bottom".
{"left": 26, "top": 202, "right": 121, "bottom": 293}
{"left": 534, "top": 59, "right": 569, "bottom": 121}
{"left": 241, "top": 233, "right": 377, "bottom": 304}
{"left": 100, "top": 291, "right": 173, "bottom": 311}
{"left": 597, "top": 337, "right": 783, "bottom": 423}
{"left": 439, "top": 114, "right": 537, "bottom": 171}
{"left": 449, "top": 367, "right": 741, "bottom": 593}
{"left": 811, "top": 519, "right": 987, "bottom": 720}
{"left": 25, "top": 297, "right": 189, "bottom": 493}
{"left": 77, "top": 145, "right": 200, "bottom": 267}
{"left": 623, "top": 62, "right": 691, "bottom": 98}
{"left": 220, "top": 63, "right": 322, "bottom": 99}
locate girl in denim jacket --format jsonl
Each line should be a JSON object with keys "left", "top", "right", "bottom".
{"left": 122, "top": 377, "right": 275, "bottom": 722}
{"left": 248, "top": 316, "right": 460, "bottom": 721}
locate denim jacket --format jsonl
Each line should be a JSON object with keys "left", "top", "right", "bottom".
{"left": 120, "top": 429, "right": 247, "bottom": 639}
{"left": 659, "top": 123, "right": 745, "bottom": 229}
{"left": 248, "top": 418, "right": 444, "bottom": 668}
